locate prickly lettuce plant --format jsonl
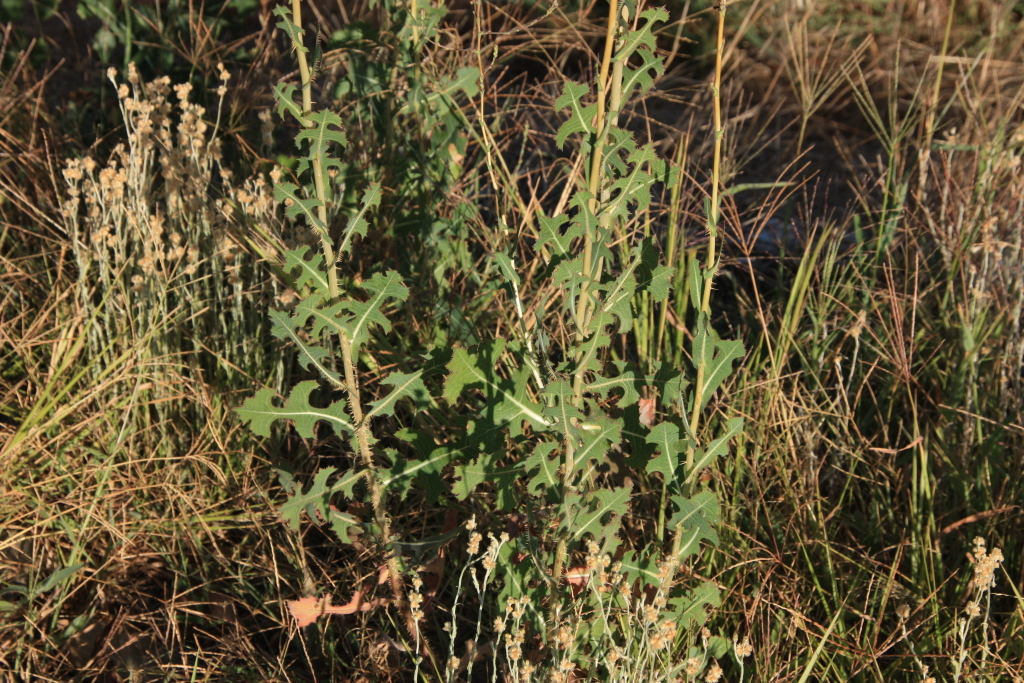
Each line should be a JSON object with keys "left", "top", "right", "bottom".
{"left": 239, "top": 0, "right": 743, "bottom": 678}
{"left": 235, "top": 2, "right": 449, "bottom": 665}
{"left": 437, "top": 1, "right": 745, "bottom": 677}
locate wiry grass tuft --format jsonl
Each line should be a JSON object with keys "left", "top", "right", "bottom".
{"left": 1, "top": 0, "right": 1023, "bottom": 681}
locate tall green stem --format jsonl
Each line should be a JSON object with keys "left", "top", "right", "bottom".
{"left": 684, "top": 2, "right": 727, "bottom": 484}
{"left": 285, "top": 2, "right": 438, "bottom": 672}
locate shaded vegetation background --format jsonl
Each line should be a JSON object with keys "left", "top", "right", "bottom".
{"left": 1, "top": 0, "right": 1023, "bottom": 680}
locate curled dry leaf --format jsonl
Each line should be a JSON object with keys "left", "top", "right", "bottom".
{"left": 564, "top": 566, "right": 589, "bottom": 597}
{"left": 638, "top": 396, "right": 657, "bottom": 427}
{"left": 287, "top": 591, "right": 389, "bottom": 627}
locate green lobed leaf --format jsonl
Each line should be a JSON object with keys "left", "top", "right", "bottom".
{"left": 588, "top": 364, "right": 645, "bottom": 407}
{"left": 399, "top": 65, "right": 482, "bottom": 116}
{"left": 493, "top": 252, "right": 521, "bottom": 290}
{"left": 451, "top": 450, "right": 521, "bottom": 510}
{"left": 635, "top": 238, "right": 674, "bottom": 302}
{"left": 619, "top": 49, "right": 665, "bottom": 106}
{"left": 542, "top": 379, "right": 583, "bottom": 438}
{"left": 272, "top": 5, "right": 308, "bottom": 54}
{"left": 279, "top": 466, "right": 364, "bottom": 531}
{"left": 668, "top": 490, "right": 721, "bottom": 553}
{"left": 562, "top": 485, "right": 631, "bottom": 551}
{"left": 268, "top": 306, "right": 341, "bottom": 385}
{"left": 443, "top": 339, "right": 550, "bottom": 452}
{"left": 611, "top": 7, "right": 669, "bottom": 63}
{"left": 283, "top": 246, "right": 330, "bottom": 295}
{"left": 237, "top": 380, "right": 353, "bottom": 438}
{"left": 568, "top": 192, "right": 599, "bottom": 236}
{"left": 337, "top": 182, "right": 382, "bottom": 257}
{"left": 667, "top": 581, "right": 720, "bottom": 628}
{"left": 618, "top": 549, "right": 662, "bottom": 589}
{"left": 364, "top": 368, "right": 430, "bottom": 421}
{"left": 296, "top": 110, "right": 347, "bottom": 190}
{"left": 689, "top": 417, "right": 744, "bottom": 477}
{"left": 273, "top": 83, "right": 304, "bottom": 122}
{"left": 555, "top": 81, "right": 598, "bottom": 149}
{"left": 688, "top": 257, "right": 702, "bottom": 310}
{"left": 296, "top": 110, "right": 347, "bottom": 154}
{"left": 693, "top": 313, "right": 745, "bottom": 410}
{"left": 602, "top": 128, "right": 637, "bottom": 178}
{"left": 274, "top": 182, "right": 328, "bottom": 238}
{"left": 390, "top": 428, "right": 466, "bottom": 503}
{"left": 298, "top": 270, "right": 407, "bottom": 354}
{"left": 572, "top": 313, "right": 612, "bottom": 375}
{"left": 645, "top": 421, "right": 687, "bottom": 487}
{"left": 525, "top": 441, "right": 560, "bottom": 497}
{"left": 573, "top": 416, "right": 621, "bottom": 483}
{"left": 342, "top": 270, "right": 408, "bottom": 348}
{"left": 599, "top": 272, "right": 637, "bottom": 333}
{"left": 536, "top": 214, "right": 580, "bottom": 258}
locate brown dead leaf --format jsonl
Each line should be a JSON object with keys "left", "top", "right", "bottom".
{"left": 287, "top": 592, "right": 389, "bottom": 627}
{"left": 564, "top": 566, "right": 589, "bottom": 597}
{"left": 638, "top": 397, "right": 657, "bottom": 426}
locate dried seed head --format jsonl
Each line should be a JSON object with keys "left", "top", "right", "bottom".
{"left": 467, "top": 532, "right": 482, "bottom": 555}
{"left": 686, "top": 656, "right": 702, "bottom": 677}
{"left": 735, "top": 636, "right": 753, "bottom": 659}
{"left": 896, "top": 604, "right": 910, "bottom": 620}
{"left": 705, "top": 663, "right": 723, "bottom": 683}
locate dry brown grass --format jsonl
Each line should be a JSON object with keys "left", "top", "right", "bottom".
{"left": 1, "top": 0, "right": 1023, "bottom": 681}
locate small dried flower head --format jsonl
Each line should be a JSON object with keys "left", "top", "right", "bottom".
{"left": 448, "top": 656, "right": 461, "bottom": 671}
{"left": 508, "top": 645, "right": 522, "bottom": 662}
{"left": 965, "top": 601, "right": 981, "bottom": 618}
{"left": 970, "top": 539, "right": 1004, "bottom": 592}
{"left": 63, "top": 164, "right": 84, "bottom": 183}
{"left": 118, "top": 83, "right": 130, "bottom": 99}
{"left": 412, "top": 576, "right": 423, "bottom": 590}
{"left": 174, "top": 83, "right": 193, "bottom": 103}
{"left": 467, "top": 532, "right": 482, "bottom": 555}
{"left": 465, "top": 515, "right": 477, "bottom": 531}
{"left": 896, "top": 604, "right": 910, "bottom": 620}
{"left": 686, "top": 656, "right": 703, "bottom": 677}
{"left": 443, "top": 621, "right": 452, "bottom": 632}
{"left": 555, "top": 625, "right": 572, "bottom": 648}
{"left": 643, "top": 604, "right": 659, "bottom": 623}
{"left": 735, "top": 636, "right": 753, "bottom": 658}
{"left": 512, "top": 596, "right": 528, "bottom": 620}
{"left": 650, "top": 633, "right": 666, "bottom": 651}
{"left": 705, "top": 663, "right": 723, "bottom": 683}
{"left": 559, "top": 659, "right": 574, "bottom": 672}
{"left": 107, "top": 66, "right": 117, "bottom": 81}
